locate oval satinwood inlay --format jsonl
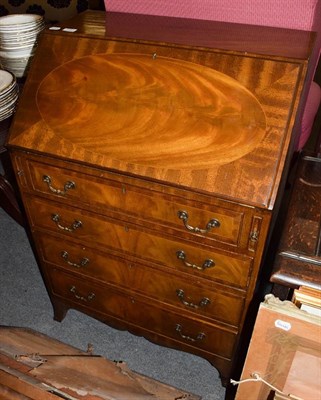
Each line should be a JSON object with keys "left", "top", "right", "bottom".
{"left": 36, "top": 54, "right": 266, "bottom": 169}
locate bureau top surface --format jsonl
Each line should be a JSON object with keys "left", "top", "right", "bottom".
{"left": 7, "top": 11, "right": 314, "bottom": 209}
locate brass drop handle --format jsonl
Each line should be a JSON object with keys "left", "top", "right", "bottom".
{"left": 61, "top": 251, "right": 89, "bottom": 268}
{"left": 176, "top": 250, "right": 215, "bottom": 271}
{"left": 43, "top": 175, "right": 76, "bottom": 195}
{"left": 175, "top": 324, "right": 206, "bottom": 342}
{"left": 176, "top": 289, "right": 211, "bottom": 309}
{"left": 250, "top": 230, "right": 259, "bottom": 242}
{"left": 51, "top": 214, "right": 82, "bottom": 232}
{"left": 70, "top": 286, "right": 95, "bottom": 302}
{"left": 177, "top": 210, "right": 220, "bottom": 234}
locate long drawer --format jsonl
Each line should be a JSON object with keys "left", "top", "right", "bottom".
{"left": 17, "top": 156, "right": 250, "bottom": 247}
{"left": 47, "top": 267, "right": 237, "bottom": 360}
{"left": 25, "top": 196, "right": 253, "bottom": 289}
{"left": 36, "top": 232, "right": 245, "bottom": 327}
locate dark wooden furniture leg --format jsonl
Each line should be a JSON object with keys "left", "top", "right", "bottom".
{"left": 0, "top": 174, "right": 24, "bottom": 225}
{"left": 0, "top": 117, "right": 24, "bottom": 226}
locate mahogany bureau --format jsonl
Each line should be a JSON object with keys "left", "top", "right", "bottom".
{"left": 6, "top": 11, "right": 315, "bottom": 388}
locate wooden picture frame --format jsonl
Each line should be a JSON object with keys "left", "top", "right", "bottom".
{"left": 292, "top": 286, "right": 321, "bottom": 317}
{"left": 235, "top": 294, "right": 321, "bottom": 400}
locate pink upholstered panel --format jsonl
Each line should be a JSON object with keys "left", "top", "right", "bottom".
{"left": 104, "top": 0, "right": 319, "bottom": 30}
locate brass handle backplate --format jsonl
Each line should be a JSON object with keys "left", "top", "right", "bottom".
{"left": 176, "top": 250, "right": 215, "bottom": 271}
{"left": 70, "top": 286, "right": 95, "bottom": 302}
{"left": 61, "top": 251, "right": 89, "bottom": 269}
{"left": 43, "top": 175, "right": 76, "bottom": 195}
{"left": 51, "top": 214, "right": 82, "bottom": 232}
{"left": 176, "top": 289, "right": 210, "bottom": 309}
{"left": 175, "top": 324, "right": 206, "bottom": 342}
{"left": 177, "top": 210, "right": 220, "bottom": 234}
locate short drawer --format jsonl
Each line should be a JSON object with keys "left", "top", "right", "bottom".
{"left": 48, "top": 267, "right": 237, "bottom": 360}
{"left": 20, "top": 157, "right": 246, "bottom": 246}
{"left": 37, "top": 233, "right": 245, "bottom": 327}
{"left": 26, "top": 196, "right": 253, "bottom": 289}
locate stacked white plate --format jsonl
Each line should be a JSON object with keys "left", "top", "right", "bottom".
{"left": 0, "top": 69, "right": 19, "bottom": 121}
{"left": 0, "top": 14, "right": 45, "bottom": 78}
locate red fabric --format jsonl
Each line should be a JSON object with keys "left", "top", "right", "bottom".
{"left": 299, "top": 81, "right": 321, "bottom": 150}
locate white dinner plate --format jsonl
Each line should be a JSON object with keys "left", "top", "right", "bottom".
{"left": 0, "top": 14, "right": 43, "bottom": 29}
{"left": 0, "top": 69, "right": 14, "bottom": 92}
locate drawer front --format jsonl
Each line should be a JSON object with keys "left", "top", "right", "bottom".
{"left": 26, "top": 196, "right": 253, "bottom": 289}
{"left": 23, "top": 158, "right": 245, "bottom": 246}
{"left": 48, "top": 267, "right": 237, "bottom": 359}
{"left": 37, "top": 233, "right": 245, "bottom": 327}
